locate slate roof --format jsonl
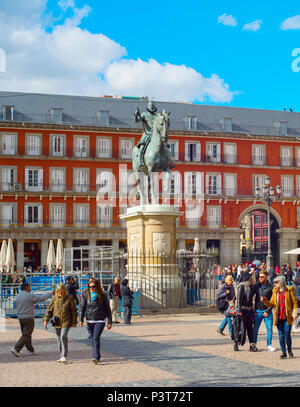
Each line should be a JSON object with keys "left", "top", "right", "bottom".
{"left": 0, "top": 90, "right": 300, "bottom": 137}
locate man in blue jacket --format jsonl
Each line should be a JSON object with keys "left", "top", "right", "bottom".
{"left": 253, "top": 270, "right": 275, "bottom": 352}
{"left": 11, "top": 282, "right": 54, "bottom": 357}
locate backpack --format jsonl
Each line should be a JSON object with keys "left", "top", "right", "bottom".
{"left": 216, "top": 297, "right": 228, "bottom": 313}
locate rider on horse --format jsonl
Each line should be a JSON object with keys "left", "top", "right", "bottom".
{"left": 134, "top": 101, "right": 158, "bottom": 170}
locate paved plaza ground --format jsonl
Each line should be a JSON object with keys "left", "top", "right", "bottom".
{"left": 1, "top": 311, "right": 300, "bottom": 388}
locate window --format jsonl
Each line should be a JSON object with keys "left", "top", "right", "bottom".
{"left": 96, "top": 110, "right": 109, "bottom": 126}
{"left": 74, "top": 204, "right": 89, "bottom": 226}
{"left": 185, "top": 141, "right": 201, "bottom": 162}
{"left": 74, "top": 169, "right": 89, "bottom": 193}
{"left": 281, "top": 175, "right": 293, "bottom": 197}
{"left": 74, "top": 136, "right": 89, "bottom": 157}
{"left": 263, "top": 241, "right": 268, "bottom": 251}
{"left": 223, "top": 117, "right": 232, "bottom": 132}
{"left": 280, "top": 121, "right": 287, "bottom": 136}
{"left": 2, "top": 105, "right": 14, "bottom": 121}
{"left": 206, "top": 143, "right": 221, "bottom": 162}
{"left": 50, "top": 204, "right": 65, "bottom": 227}
{"left": 185, "top": 116, "right": 197, "bottom": 130}
{"left": 254, "top": 241, "right": 261, "bottom": 250}
{"left": 50, "top": 168, "right": 65, "bottom": 192}
{"left": 49, "top": 108, "right": 63, "bottom": 124}
{"left": 96, "top": 138, "right": 111, "bottom": 158}
{"left": 263, "top": 228, "right": 268, "bottom": 236}
{"left": 252, "top": 145, "right": 266, "bottom": 165}
{"left": 0, "top": 203, "right": 15, "bottom": 226}
{"left": 281, "top": 146, "right": 293, "bottom": 166}
{"left": 0, "top": 133, "right": 16, "bottom": 155}
{"left": 254, "top": 228, "right": 261, "bottom": 237}
{"left": 170, "top": 171, "right": 181, "bottom": 196}
{"left": 297, "top": 176, "right": 300, "bottom": 197}
{"left": 96, "top": 170, "right": 113, "bottom": 193}
{"left": 25, "top": 168, "right": 43, "bottom": 191}
{"left": 120, "top": 139, "right": 133, "bottom": 159}
{"left": 223, "top": 174, "right": 236, "bottom": 196}
{"left": 185, "top": 172, "right": 203, "bottom": 196}
{"left": 50, "top": 135, "right": 65, "bottom": 156}
{"left": 207, "top": 206, "right": 221, "bottom": 227}
{"left": 25, "top": 204, "right": 42, "bottom": 226}
{"left": 297, "top": 207, "right": 300, "bottom": 227}
{"left": 253, "top": 175, "right": 266, "bottom": 195}
{"left": 296, "top": 148, "right": 300, "bottom": 167}
{"left": 97, "top": 206, "right": 112, "bottom": 226}
{"left": 206, "top": 174, "right": 221, "bottom": 196}
{"left": 26, "top": 135, "right": 41, "bottom": 156}
{"left": 254, "top": 214, "right": 261, "bottom": 224}
{"left": 168, "top": 141, "right": 179, "bottom": 161}
{"left": 223, "top": 143, "right": 237, "bottom": 164}
{"left": 0, "top": 167, "right": 15, "bottom": 191}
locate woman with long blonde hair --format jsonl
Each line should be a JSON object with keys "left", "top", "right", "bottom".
{"left": 80, "top": 279, "right": 112, "bottom": 364}
{"left": 43, "top": 284, "right": 78, "bottom": 363}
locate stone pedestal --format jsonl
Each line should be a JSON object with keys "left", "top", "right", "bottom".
{"left": 120, "top": 205, "right": 184, "bottom": 309}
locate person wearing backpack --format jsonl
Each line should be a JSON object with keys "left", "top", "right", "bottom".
{"left": 216, "top": 275, "right": 235, "bottom": 336}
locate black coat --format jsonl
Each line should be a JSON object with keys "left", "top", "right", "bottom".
{"left": 107, "top": 283, "right": 122, "bottom": 300}
{"left": 231, "top": 315, "right": 246, "bottom": 346}
{"left": 254, "top": 281, "right": 273, "bottom": 312}
{"left": 80, "top": 292, "right": 112, "bottom": 324}
{"left": 237, "top": 283, "right": 256, "bottom": 313}
{"left": 120, "top": 286, "right": 134, "bottom": 307}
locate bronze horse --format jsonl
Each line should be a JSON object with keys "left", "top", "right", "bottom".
{"left": 132, "top": 110, "right": 173, "bottom": 205}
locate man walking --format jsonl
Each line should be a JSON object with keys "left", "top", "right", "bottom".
{"left": 253, "top": 270, "right": 275, "bottom": 352}
{"left": 11, "top": 282, "right": 54, "bottom": 357}
{"left": 107, "top": 277, "right": 122, "bottom": 323}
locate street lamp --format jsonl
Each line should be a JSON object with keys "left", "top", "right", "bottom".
{"left": 255, "top": 178, "right": 281, "bottom": 270}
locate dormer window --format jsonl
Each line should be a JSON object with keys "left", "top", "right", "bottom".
{"left": 2, "top": 105, "right": 14, "bottom": 121}
{"left": 184, "top": 115, "right": 197, "bottom": 131}
{"left": 96, "top": 110, "right": 109, "bottom": 126}
{"left": 223, "top": 117, "right": 232, "bottom": 132}
{"left": 280, "top": 121, "right": 287, "bottom": 136}
{"left": 49, "top": 108, "right": 63, "bottom": 124}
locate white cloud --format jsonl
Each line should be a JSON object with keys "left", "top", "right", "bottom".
{"left": 243, "top": 19, "right": 263, "bottom": 32}
{"left": 103, "top": 58, "right": 235, "bottom": 103}
{"left": 0, "top": 1, "right": 236, "bottom": 104}
{"left": 280, "top": 15, "right": 300, "bottom": 30}
{"left": 218, "top": 13, "right": 237, "bottom": 27}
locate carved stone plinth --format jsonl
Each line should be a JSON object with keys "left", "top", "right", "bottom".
{"left": 120, "top": 205, "right": 185, "bottom": 309}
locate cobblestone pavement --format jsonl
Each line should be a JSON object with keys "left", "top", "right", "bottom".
{"left": 1, "top": 312, "right": 300, "bottom": 387}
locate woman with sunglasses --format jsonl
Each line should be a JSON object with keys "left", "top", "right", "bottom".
{"left": 262, "top": 275, "right": 298, "bottom": 359}
{"left": 80, "top": 279, "right": 112, "bottom": 364}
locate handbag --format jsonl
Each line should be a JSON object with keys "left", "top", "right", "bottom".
{"left": 227, "top": 297, "right": 238, "bottom": 316}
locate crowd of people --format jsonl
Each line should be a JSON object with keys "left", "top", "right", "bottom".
{"left": 10, "top": 276, "right": 137, "bottom": 365}
{"left": 216, "top": 262, "right": 300, "bottom": 359}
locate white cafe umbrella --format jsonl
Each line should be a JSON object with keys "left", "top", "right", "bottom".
{"left": 5, "top": 238, "right": 15, "bottom": 272}
{"left": 47, "top": 240, "right": 56, "bottom": 272}
{"left": 283, "top": 248, "right": 300, "bottom": 255}
{"left": 56, "top": 239, "right": 64, "bottom": 271}
{"left": 0, "top": 240, "right": 7, "bottom": 273}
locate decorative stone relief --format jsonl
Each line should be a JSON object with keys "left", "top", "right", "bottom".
{"left": 129, "top": 233, "right": 141, "bottom": 253}
{"left": 152, "top": 232, "right": 171, "bottom": 254}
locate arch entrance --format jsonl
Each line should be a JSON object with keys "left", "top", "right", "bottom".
{"left": 239, "top": 205, "right": 281, "bottom": 266}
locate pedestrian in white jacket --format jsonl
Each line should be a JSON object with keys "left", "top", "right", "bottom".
{"left": 11, "top": 282, "right": 54, "bottom": 357}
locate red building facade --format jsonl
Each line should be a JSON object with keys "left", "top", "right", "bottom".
{"left": 1, "top": 92, "right": 300, "bottom": 270}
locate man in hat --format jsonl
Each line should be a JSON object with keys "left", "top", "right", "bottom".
{"left": 134, "top": 101, "right": 158, "bottom": 169}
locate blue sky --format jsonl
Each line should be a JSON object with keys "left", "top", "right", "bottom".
{"left": 1, "top": 0, "right": 300, "bottom": 111}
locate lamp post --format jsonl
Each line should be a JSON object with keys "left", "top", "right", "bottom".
{"left": 255, "top": 177, "right": 281, "bottom": 271}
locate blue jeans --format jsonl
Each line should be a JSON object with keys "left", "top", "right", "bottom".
{"left": 87, "top": 322, "right": 105, "bottom": 361}
{"left": 218, "top": 315, "right": 232, "bottom": 334}
{"left": 277, "top": 318, "right": 292, "bottom": 354}
{"left": 253, "top": 310, "right": 273, "bottom": 346}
